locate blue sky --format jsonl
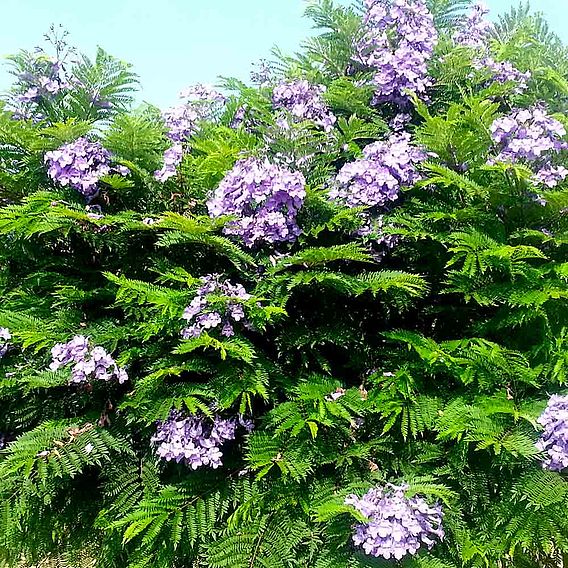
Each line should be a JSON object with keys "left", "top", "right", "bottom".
{"left": 1, "top": 0, "right": 566, "bottom": 109}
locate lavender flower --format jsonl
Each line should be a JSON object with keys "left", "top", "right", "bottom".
{"left": 154, "top": 84, "right": 226, "bottom": 182}
{"left": 490, "top": 106, "right": 568, "bottom": 187}
{"left": 453, "top": 2, "right": 493, "bottom": 48}
{"left": 114, "top": 165, "right": 130, "bottom": 176}
{"left": 164, "top": 85, "right": 225, "bottom": 144}
{"left": 50, "top": 335, "right": 90, "bottom": 370}
{"left": 272, "top": 80, "right": 336, "bottom": 132}
{"left": 0, "top": 328, "right": 12, "bottom": 359}
{"left": 330, "top": 133, "right": 426, "bottom": 208}
{"left": 49, "top": 335, "right": 128, "bottom": 385}
{"left": 345, "top": 484, "right": 444, "bottom": 560}
{"left": 154, "top": 144, "right": 183, "bottom": 183}
{"left": 18, "top": 87, "right": 40, "bottom": 103}
{"left": 238, "top": 415, "right": 255, "bottom": 433}
{"left": 536, "top": 394, "right": 568, "bottom": 471}
{"left": 179, "top": 84, "right": 226, "bottom": 104}
{"left": 230, "top": 105, "right": 248, "bottom": 129}
{"left": 535, "top": 166, "right": 568, "bottom": 188}
{"left": 207, "top": 157, "right": 306, "bottom": 247}
{"left": 356, "top": 0, "right": 438, "bottom": 106}
{"left": 45, "top": 138, "right": 112, "bottom": 200}
{"left": 389, "top": 112, "right": 412, "bottom": 132}
{"left": 152, "top": 409, "right": 253, "bottom": 470}
{"left": 161, "top": 105, "right": 202, "bottom": 144}
{"left": 250, "top": 59, "right": 276, "bottom": 87}
{"left": 15, "top": 54, "right": 69, "bottom": 105}
{"left": 473, "top": 57, "right": 531, "bottom": 94}
{"left": 182, "top": 275, "right": 251, "bottom": 339}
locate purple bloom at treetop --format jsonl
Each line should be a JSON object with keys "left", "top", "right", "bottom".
{"left": 453, "top": 2, "right": 493, "bottom": 48}
{"left": 154, "top": 84, "right": 226, "bottom": 182}
{"left": 356, "top": 0, "right": 438, "bottom": 106}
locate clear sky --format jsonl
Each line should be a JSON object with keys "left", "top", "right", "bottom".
{"left": 1, "top": 0, "right": 566, "bottom": 109}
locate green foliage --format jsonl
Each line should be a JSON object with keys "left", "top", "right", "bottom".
{"left": 427, "top": 0, "right": 472, "bottom": 28}
{"left": 1, "top": 2, "right": 568, "bottom": 568}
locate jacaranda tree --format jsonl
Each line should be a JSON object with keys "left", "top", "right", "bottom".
{"left": 1, "top": 2, "right": 568, "bottom": 566}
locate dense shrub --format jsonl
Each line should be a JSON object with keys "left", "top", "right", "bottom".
{"left": 1, "top": 2, "right": 568, "bottom": 567}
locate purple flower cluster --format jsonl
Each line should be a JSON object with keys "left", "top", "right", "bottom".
{"left": 0, "top": 328, "right": 12, "bottom": 359}
{"left": 453, "top": 2, "right": 493, "bottom": 48}
{"left": 152, "top": 409, "right": 254, "bottom": 470}
{"left": 164, "top": 85, "right": 225, "bottom": 143}
{"left": 17, "top": 56, "right": 69, "bottom": 104}
{"left": 45, "top": 138, "right": 111, "bottom": 200}
{"left": 179, "top": 84, "right": 226, "bottom": 104}
{"left": 535, "top": 166, "right": 568, "bottom": 188}
{"left": 272, "top": 80, "right": 336, "bottom": 132}
{"left": 182, "top": 275, "right": 251, "bottom": 339}
{"left": 473, "top": 57, "right": 530, "bottom": 94}
{"left": 535, "top": 394, "right": 568, "bottom": 472}
{"left": 389, "top": 112, "right": 412, "bottom": 132}
{"left": 49, "top": 335, "right": 128, "bottom": 385}
{"left": 345, "top": 484, "right": 445, "bottom": 560}
{"left": 154, "top": 84, "right": 226, "bottom": 182}
{"left": 490, "top": 107, "right": 568, "bottom": 187}
{"left": 154, "top": 144, "right": 183, "bottom": 183}
{"left": 356, "top": 0, "right": 438, "bottom": 106}
{"left": 230, "top": 105, "right": 248, "bottom": 129}
{"left": 161, "top": 106, "right": 201, "bottom": 143}
{"left": 207, "top": 157, "right": 307, "bottom": 247}
{"left": 250, "top": 59, "right": 276, "bottom": 87}
{"left": 330, "top": 133, "right": 426, "bottom": 208}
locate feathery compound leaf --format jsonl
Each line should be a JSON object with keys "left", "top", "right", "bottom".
{"left": 2, "top": 5, "right": 568, "bottom": 568}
